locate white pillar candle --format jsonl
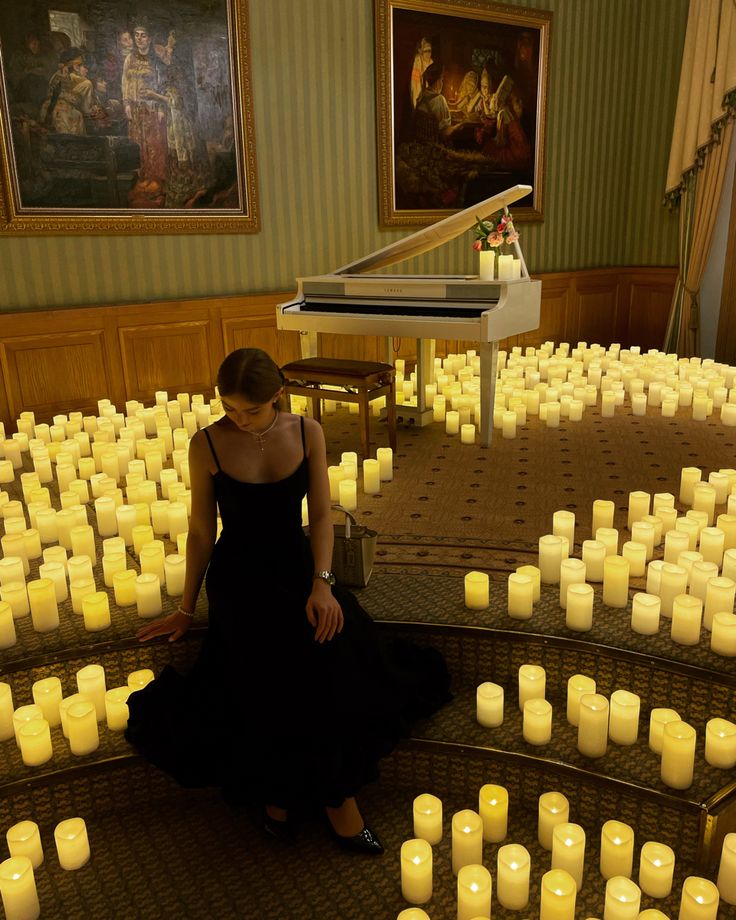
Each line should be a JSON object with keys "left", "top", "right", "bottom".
{"left": 717, "top": 833, "right": 736, "bottom": 904}
{"left": 327, "top": 466, "right": 345, "bottom": 502}
{"left": 460, "top": 423, "right": 476, "bottom": 444}
{"left": 496, "top": 844, "right": 530, "bottom": 910}
{"left": 94, "top": 496, "right": 117, "bottom": 538}
{"left": 31, "top": 677, "right": 62, "bottom": 727}
{"left": 66, "top": 699, "right": 99, "bottom": 755}
{"left": 38, "top": 562, "right": 67, "bottom": 604}
{"left": 337, "top": 478, "right": 357, "bottom": 512}
{"left": 680, "top": 467, "right": 702, "bottom": 505}
{"left": 538, "top": 792, "right": 569, "bottom": 850}
{"left": 12, "top": 705, "right": 43, "bottom": 748}
{"left": 552, "top": 823, "right": 586, "bottom": 891}
{"left": 661, "top": 720, "right": 696, "bottom": 789}
{"left": 630, "top": 523, "right": 655, "bottom": 561}
{"left": 70, "top": 525, "right": 96, "bottom": 566}
{"left": 670, "top": 594, "right": 703, "bottom": 645}
{"left": 1, "top": 583, "right": 30, "bottom": 620}
{"left": 600, "top": 820, "right": 635, "bottom": 879}
{"left": 27, "top": 578, "right": 59, "bottom": 633}
{"left": 0, "top": 600, "right": 16, "bottom": 648}
{"left": 113, "top": 570, "right": 137, "bottom": 607}
{"left": 476, "top": 682, "right": 504, "bottom": 727}
{"left": 567, "top": 674, "right": 596, "bottom": 726}
{"left": 582, "top": 540, "right": 606, "bottom": 582}
{"left": 692, "top": 483, "right": 717, "bottom": 525}
{"left": 445, "top": 410, "right": 460, "bottom": 435}
{"left": 704, "top": 576, "right": 735, "bottom": 630}
{"left": 70, "top": 579, "right": 95, "bottom": 616}
{"left": 104, "top": 686, "right": 131, "bottom": 732}
{"left": 664, "top": 530, "right": 690, "bottom": 564}
{"left": 0, "top": 557, "right": 26, "bottom": 588}
{"left": 0, "top": 856, "right": 40, "bottom": 920}
{"left": 167, "top": 502, "right": 188, "bottom": 542}
{"left": 67, "top": 555, "right": 94, "bottom": 585}
{"left": 164, "top": 554, "right": 186, "bottom": 596}
{"left": 630, "top": 592, "right": 660, "bottom": 635}
{"left": 54, "top": 818, "right": 90, "bottom": 870}
{"left": 507, "top": 572, "right": 533, "bottom": 619}
{"left": 376, "top": 447, "right": 393, "bottom": 481}
{"left": 135, "top": 573, "right": 162, "bottom": 618}
{"left": 115, "top": 505, "right": 137, "bottom": 546}
{"left": 6, "top": 823, "right": 43, "bottom": 869}
{"left": 34, "top": 508, "right": 58, "bottom": 545}
{"left": 502, "top": 410, "right": 516, "bottom": 439}
{"left": 518, "top": 664, "right": 545, "bottom": 710}
{"left": 602, "top": 555, "right": 629, "bottom": 607}
{"left": 128, "top": 669, "right": 155, "bottom": 691}
{"left": 689, "top": 561, "right": 719, "bottom": 602}
{"left": 457, "top": 864, "right": 491, "bottom": 920}
{"left": 0, "top": 683, "right": 13, "bottom": 742}
{"left": 412, "top": 794, "right": 442, "bottom": 845}
{"left": 658, "top": 564, "right": 688, "bottom": 617}
{"left": 711, "top": 612, "right": 736, "bottom": 655}
{"left": 140, "top": 543, "right": 165, "bottom": 583}
{"left": 464, "top": 571, "right": 489, "bottom": 609}
{"left": 400, "top": 839, "right": 432, "bottom": 905}
{"left": 704, "top": 717, "right": 736, "bottom": 768}
{"left": 76, "top": 664, "right": 106, "bottom": 720}
{"left": 559, "top": 558, "right": 586, "bottom": 608}
{"left": 132, "top": 524, "right": 155, "bottom": 557}
{"left": 433, "top": 395, "right": 446, "bottom": 422}
{"left": 592, "top": 499, "right": 615, "bottom": 534}
{"left": 82, "top": 592, "right": 111, "bottom": 632}
{"left": 539, "top": 868, "right": 576, "bottom": 920}
{"left": 677, "top": 877, "right": 720, "bottom": 920}
{"left": 603, "top": 876, "right": 641, "bottom": 919}
{"left": 646, "top": 560, "right": 665, "bottom": 595}
{"left": 565, "top": 583, "right": 594, "bottom": 631}
{"left": 523, "top": 698, "right": 553, "bottom": 745}
{"left": 102, "top": 552, "right": 126, "bottom": 588}
{"left": 609, "top": 690, "right": 640, "bottom": 745}
{"left": 451, "top": 810, "right": 483, "bottom": 875}
{"left": 699, "top": 527, "right": 725, "bottom": 567}
{"left": 649, "top": 708, "right": 681, "bottom": 754}
{"left": 627, "top": 491, "right": 650, "bottom": 529}
{"left": 539, "top": 535, "right": 564, "bottom": 584}
{"left": 638, "top": 841, "right": 675, "bottom": 898}
{"left": 553, "top": 510, "right": 576, "bottom": 547}
{"left": 362, "top": 459, "right": 381, "bottom": 494}
{"left": 477, "top": 783, "right": 508, "bottom": 843}
{"left": 578, "top": 693, "right": 609, "bottom": 758}
{"left": 18, "top": 719, "right": 52, "bottom": 766}
{"left": 516, "top": 565, "right": 541, "bottom": 601}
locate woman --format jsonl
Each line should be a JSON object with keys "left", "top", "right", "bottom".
{"left": 126, "top": 348, "right": 451, "bottom": 854}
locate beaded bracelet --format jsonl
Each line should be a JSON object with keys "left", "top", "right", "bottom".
{"left": 176, "top": 605, "right": 195, "bottom": 619}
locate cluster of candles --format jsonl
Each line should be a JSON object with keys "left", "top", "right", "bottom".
{"left": 397, "top": 790, "right": 735, "bottom": 919}
{"left": 0, "top": 391, "right": 221, "bottom": 642}
{"left": 324, "top": 449, "right": 394, "bottom": 513}
{"left": 477, "top": 250, "right": 523, "bottom": 282}
{"left": 462, "top": 466, "right": 736, "bottom": 657}
{"left": 384, "top": 342, "right": 736, "bottom": 445}
{"left": 0, "top": 666, "right": 153, "bottom": 765}
{"left": 475, "top": 664, "right": 736, "bottom": 785}
{"left": 0, "top": 817, "right": 91, "bottom": 920}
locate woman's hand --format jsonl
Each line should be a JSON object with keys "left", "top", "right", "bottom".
{"left": 137, "top": 610, "right": 193, "bottom": 643}
{"left": 306, "top": 580, "right": 344, "bottom": 643}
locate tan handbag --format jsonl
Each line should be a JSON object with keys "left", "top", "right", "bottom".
{"left": 330, "top": 504, "right": 378, "bottom": 587}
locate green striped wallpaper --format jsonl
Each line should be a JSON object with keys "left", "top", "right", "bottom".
{"left": 0, "top": 0, "right": 687, "bottom": 312}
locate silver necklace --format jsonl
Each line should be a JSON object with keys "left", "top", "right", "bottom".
{"left": 245, "top": 410, "right": 279, "bottom": 451}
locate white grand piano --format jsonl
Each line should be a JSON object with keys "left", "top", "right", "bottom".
{"left": 276, "top": 184, "right": 541, "bottom": 447}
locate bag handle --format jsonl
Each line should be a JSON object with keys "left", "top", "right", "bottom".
{"left": 331, "top": 503, "right": 357, "bottom": 539}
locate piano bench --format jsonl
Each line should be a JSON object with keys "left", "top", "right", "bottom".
{"left": 280, "top": 357, "right": 397, "bottom": 459}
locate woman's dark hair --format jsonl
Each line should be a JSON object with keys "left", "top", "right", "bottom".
{"left": 216, "top": 348, "right": 285, "bottom": 405}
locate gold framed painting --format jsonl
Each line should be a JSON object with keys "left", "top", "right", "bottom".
{"left": 0, "top": 0, "right": 258, "bottom": 234}
{"left": 375, "top": 0, "right": 551, "bottom": 227}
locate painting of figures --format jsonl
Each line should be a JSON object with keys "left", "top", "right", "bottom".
{"left": 375, "top": 0, "right": 551, "bottom": 226}
{"left": 0, "top": 0, "right": 258, "bottom": 233}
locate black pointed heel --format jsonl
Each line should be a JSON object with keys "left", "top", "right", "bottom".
{"left": 263, "top": 814, "right": 296, "bottom": 844}
{"left": 334, "top": 824, "right": 384, "bottom": 856}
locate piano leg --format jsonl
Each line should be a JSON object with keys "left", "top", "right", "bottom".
{"left": 479, "top": 340, "right": 499, "bottom": 448}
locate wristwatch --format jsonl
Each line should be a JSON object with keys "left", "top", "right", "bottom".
{"left": 314, "top": 570, "right": 336, "bottom": 586}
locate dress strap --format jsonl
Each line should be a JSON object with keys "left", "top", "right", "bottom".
{"left": 202, "top": 428, "right": 222, "bottom": 472}
{"left": 299, "top": 415, "right": 307, "bottom": 462}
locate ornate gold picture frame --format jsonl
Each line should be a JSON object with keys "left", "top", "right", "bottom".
{"left": 375, "top": 0, "right": 551, "bottom": 228}
{"left": 0, "top": 0, "right": 258, "bottom": 234}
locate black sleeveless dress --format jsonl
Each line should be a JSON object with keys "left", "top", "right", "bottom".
{"left": 125, "top": 417, "right": 451, "bottom": 809}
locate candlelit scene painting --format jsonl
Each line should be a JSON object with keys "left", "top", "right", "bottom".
{"left": 375, "top": 0, "right": 551, "bottom": 227}
{"left": 0, "top": 0, "right": 259, "bottom": 233}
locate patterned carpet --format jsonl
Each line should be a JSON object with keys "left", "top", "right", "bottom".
{"left": 3, "top": 400, "right": 736, "bottom": 919}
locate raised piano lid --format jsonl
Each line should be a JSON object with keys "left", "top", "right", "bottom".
{"left": 334, "top": 184, "right": 531, "bottom": 276}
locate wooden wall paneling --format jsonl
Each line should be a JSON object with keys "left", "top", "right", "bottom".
{"left": 118, "top": 319, "right": 214, "bottom": 402}
{"left": 575, "top": 273, "right": 619, "bottom": 346}
{"left": 222, "top": 314, "right": 301, "bottom": 369}
{"left": 2, "top": 328, "right": 111, "bottom": 421}
{"left": 624, "top": 271, "right": 678, "bottom": 349}
{"left": 521, "top": 274, "right": 572, "bottom": 348}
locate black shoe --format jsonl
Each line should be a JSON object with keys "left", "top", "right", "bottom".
{"left": 334, "top": 824, "right": 384, "bottom": 856}
{"left": 263, "top": 814, "right": 296, "bottom": 844}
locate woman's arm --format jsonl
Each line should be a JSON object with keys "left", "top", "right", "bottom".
{"left": 137, "top": 430, "right": 218, "bottom": 642}
{"left": 304, "top": 418, "right": 343, "bottom": 643}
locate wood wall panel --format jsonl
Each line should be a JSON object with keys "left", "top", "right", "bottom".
{"left": 0, "top": 269, "right": 677, "bottom": 428}
{"left": 3, "top": 330, "right": 110, "bottom": 420}
{"left": 119, "top": 321, "right": 214, "bottom": 400}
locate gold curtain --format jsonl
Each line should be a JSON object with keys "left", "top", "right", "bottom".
{"left": 663, "top": 0, "right": 736, "bottom": 355}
